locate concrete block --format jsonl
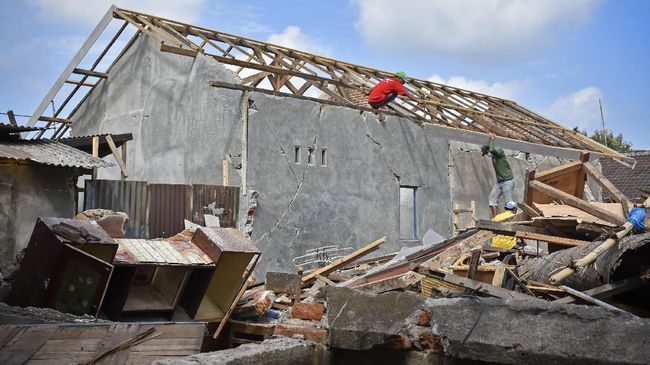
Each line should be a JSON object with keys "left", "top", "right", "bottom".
{"left": 291, "top": 302, "right": 325, "bottom": 321}
{"left": 274, "top": 323, "right": 329, "bottom": 344}
{"left": 265, "top": 271, "right": 301, "bottom": 299}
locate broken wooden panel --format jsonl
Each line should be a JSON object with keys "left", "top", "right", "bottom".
{"left": 529, "top": 160, "right": 587, "bottom": 204}
{"left": 8, "top": 218, "right": 118, "bottom": 317}
{"left": 534, "top": 203, "right": 625, "bottom": 227}
{"left": 102, "top": 238, "right": 214, "bottom": 320}
{"left": 182, "top": 227, "right": 260, "bottom": 321}
{"left": 0, "top": 322, "right": 205, "bottom": 364}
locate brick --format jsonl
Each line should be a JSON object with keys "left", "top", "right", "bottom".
{"left": 274, "top": 324, "right": 328, "bottom": 343}
{"left": 382, "top": 334, "right": 412, "bottom": 350}
{"left": 291, "top": 302, "right": 325, "bottom": 321}
{"left": 419, "top": 331, "right": 443, "bottom": 351}
{"left": 416, "top": 310, "right": 430, "bottom": 326}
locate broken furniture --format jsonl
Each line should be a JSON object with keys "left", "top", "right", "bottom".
{"left": 8, "top": 217, "right": 118, "bottom": 317}
{"left": 180, "top": 227, "right": 260, "bottom": 321}
{"left": 101, "top": 237, "right": 214, "bottom": 320}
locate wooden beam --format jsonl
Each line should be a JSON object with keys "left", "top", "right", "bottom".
{"left": 91, "top": 136, "right": 99, "bottom": 180}
{"left": 222, "top": 159, "right": 229, "bottom": 186}
{"left": 475, "top": 220, "right": 546, "bottom": 235}
{"left": 558, "top": 285, "right": 635, "bottom": 316}
{"left": 582, "top": 161, "right": 632, "bottom": 217}
{"left": 514, "top": 231, "right": 588, "bottom": 247}
{"left": 72, "top": 68, "right": 108, "bottom": 79}
{"left": 554, "top": 276, "right": 649, "bottom": 304}
{"left": 6, "top": 110, "right": 17, "bottom": 126}
{"left": 105, "top": 135, "right": 128, "bottom": 178}
{"left": 301, "top": 236, "right": 386, "bottom": 284}
{"left": 65, "top": 79, "right": 96, "bottom": 87}
{"left": 159, "top": 43, "right": 199, "bottom": 57}
{"left": 121, "top": 142, "right": 127, "bottom": 180}
{"left": 440, "top": 272, "right": 533, "bottom": 300}
{"left": 37, "top": 116, "right": 72, "bottom": 124}
{"left": 534, "top": 160, "right": 583, "bottom": 182}
{"left": 528, "top": 180, "right": 626, "bottom": 226}
{"left": 466, "top": 248, "right": 482, "bottom": 280}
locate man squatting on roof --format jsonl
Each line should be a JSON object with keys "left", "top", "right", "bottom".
{"left": 367, "top": 71, "right": 410, "bottom": 109}
{"left": 482, "top": 133, "right": 515, "bottom": 217}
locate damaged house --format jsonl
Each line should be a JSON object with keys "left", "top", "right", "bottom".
{"left": 21, "top": 6, "right": 632, "bottom": 276}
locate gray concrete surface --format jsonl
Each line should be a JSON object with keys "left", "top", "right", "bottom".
{"left": 0, "top": 165, "right": 76, "bottom": 268}
{"left": 0, "top": 302, "right": 101, "bottom": 324}
{"left": 427, "top": 297, "right": 650, "bottom": 364}
{"left": 153, "top": 337, "right": 329, "bottom": 365}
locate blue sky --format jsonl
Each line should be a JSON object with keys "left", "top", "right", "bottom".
{"left": 1, "top": 0, "right": 649, "bottom": 148}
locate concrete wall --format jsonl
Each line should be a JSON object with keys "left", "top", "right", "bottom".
{"left": 72, "top": 36, "right": 244, "bottom": 186}
{"left": 246, "top": 94, "right": 452, "bottom": 273}
{"left": 0, "top": 165, "right": 76, "bottom": 268}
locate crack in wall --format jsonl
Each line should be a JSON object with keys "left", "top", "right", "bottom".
{"left": 265, "top": 105, "right": 323, "bottom": 251}
{"left": 364, "top": 120, "right": 402, "bottom": 183}
{"left": 269, "top": 128, "right": 299, "bottom": 185}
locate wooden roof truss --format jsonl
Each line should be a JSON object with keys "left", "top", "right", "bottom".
{"left": 26, "top": 6, "right": 631, "bottom": 164}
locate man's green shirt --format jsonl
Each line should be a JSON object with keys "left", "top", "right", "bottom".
{"left": 489, "top": 140, "right": 513, "bottom": 182}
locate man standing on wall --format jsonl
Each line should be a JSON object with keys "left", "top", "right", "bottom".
{"left": 481, "top": 133, "right": 514, "bottom": 217}
{"left": 367, "top": 71, "right": 410, "bottom": 109}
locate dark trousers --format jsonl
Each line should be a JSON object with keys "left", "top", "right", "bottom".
{"left": 369, "top": 92, "right": 398, "bottom": 109}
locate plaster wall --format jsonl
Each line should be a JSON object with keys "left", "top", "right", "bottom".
{"left": 72, "top": 36, "right": 244, "bottom": 186}
{"left": 0, "top": 165, "right": 76, "bottom": 268}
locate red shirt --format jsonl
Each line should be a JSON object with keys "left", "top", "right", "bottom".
{"left": 368, "top": 78, "right": 409, "bottom": 103}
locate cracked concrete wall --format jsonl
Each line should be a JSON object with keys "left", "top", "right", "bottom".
{"left": 0, "top": 165, "right": 76, "bottom": 268}
{"left": 246, "top": 93, "right": 452, "bottom": 275}
{"left": 72, "top": 36, "right": 244, "bottom": 186}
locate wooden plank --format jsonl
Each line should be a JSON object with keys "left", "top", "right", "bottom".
{"left": 64, "top": 79, "right": 96, "bottom": 87}
{"left": 72, "top": 68, "right": 108, "bottom": 79}
{"left": 534, "top": 160, "right": 583, "bottom": 183}
{"left": 37, "top": 116, "right": 72, "bottom": 124}
{"left": 466, "top": 248, "right": 482, "bottom": 280}
{"left": 222, "top": 159, "right": 229, "bottom": 186}
{"left": 91, "top": 136, "right": 99, "bottom": 180}
{"left": 554, "top": 276, "right": 649, "bottom": 304}
{"left": 160, "top": 43, "right": 199, "bottom": 57}
{"left": 441, "top": 273, "right": 533, "bottom": 300}
{"left": 6, "top": 110, "right": 17, "bottom": 126}
{"left": 475, "top": 219, "right": 546, "bottom": 235}
{"left": 0, "top": 326, "right": 58, "bottom": 365}
{"left": 528, "top": 180, "right": 626, "bottom": 226}
{"left": 301, "top": 236, "right": 387, "bottom": 284}
{"left": 514, "top": 231, "right": 588, "bottom": 247}
{"left": 121, "top": 142, "right": 128, "bottom": 180}
{"left": 582, "top": 161, "right": 632, "bottom": 217}
{"left": 558, "top": 285, "right": 635, "bottom": 315}
{"left": 105, "top": 134, "right": 128, "bottom": 178}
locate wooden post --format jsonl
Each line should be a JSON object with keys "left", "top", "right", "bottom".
{"left": 105, "top": 134, "right": 128, "bottom": 179}
{"left": 121, "top": 142, "right": 127, "bottom": 180}
{"left": 91, "top": 136, "right": 99, "bottom": 180}
{"left": 466, "top": 248, "right": 482, "bottom": 280}
{"left": 6, "top": 110, "right": 17, "bottom": 126}
{"left": 222, "top": 159, "right": 229, "bottom": 186}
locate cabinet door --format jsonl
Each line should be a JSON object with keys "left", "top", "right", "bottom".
{"left": 45, "top": 243, "right": 113, "bottom": 317}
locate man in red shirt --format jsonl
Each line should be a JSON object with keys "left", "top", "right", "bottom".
{"left": 368, "top": 71, "right": 409, "bottom": 109}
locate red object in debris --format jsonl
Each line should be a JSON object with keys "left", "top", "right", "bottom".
{"left": 274, "top": 323, "right": 328, "bottom": 343}
{"left": 291, "top": 302, "right": 325, "bottom": 321}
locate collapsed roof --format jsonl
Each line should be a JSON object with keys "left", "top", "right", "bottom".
{"left": 26, "top": 6, "right": 633, "bottom": 165}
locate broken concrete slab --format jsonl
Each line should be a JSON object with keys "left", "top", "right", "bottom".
{"left": 426, "top": 297, "right": 650, "bottom": 365}
{"left": 153, "top": 337, "right": 328, "bottom": 365}
{"left": 319, "top": 286, "right": 425, "bottom": 351}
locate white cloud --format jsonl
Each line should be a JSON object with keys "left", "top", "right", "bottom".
{"left": 428, "top": 75, "right": 523, "bottom": 99}
{"left": 544, "top": 86, "right": 603, "bottom": 130}
{"left": 267, "top": 26, "right": 330, "bottom": 56}
{"left": 26, "top": 0, "right": 207, "bottom": 25}
{"left": 352, "top": 0, "right": 603, "bottom": 60}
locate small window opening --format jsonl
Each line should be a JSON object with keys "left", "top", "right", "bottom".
{"left": 399, "top": 186, "right": 417, "bottom": 240}
{"left": 321, "top": 148, "right": 327, "bottom": 167}
{"left": 294, "top": 146, "right": 301, "bottom": 164}
{"left": 307, "top": 147, "right": 315, "bottom": 165}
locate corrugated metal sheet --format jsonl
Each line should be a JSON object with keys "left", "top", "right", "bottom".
{"left": 0, "top": 139, "right": 111, "bottom": 168}
{"left": 191, "top": 184, "right": 240, "bottom": 228}
{"left": 84, "top": 180, "right": 148, "bottom": 238}
{"left": 0, "top": 122, "right": 43, "bottom": 133}
{"left": 148, "top": 184, "right": 191, "bottom": 239}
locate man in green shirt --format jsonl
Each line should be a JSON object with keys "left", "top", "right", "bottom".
{"left": 481, "top": 134, "right": 515, "bottom": 217}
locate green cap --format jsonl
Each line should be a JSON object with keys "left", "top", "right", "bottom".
{"left": 395, "top": 71, "right": 408, "bottom": 82}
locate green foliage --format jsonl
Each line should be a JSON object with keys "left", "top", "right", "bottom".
{"left": 572, "top": 127, "right": 632, "bottom": 153}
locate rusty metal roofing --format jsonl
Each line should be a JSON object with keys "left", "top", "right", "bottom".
{"left": 0, "top": 139, "right": 112, "bottom": 168}
{"left": 194, "top": 227, "right": 260, "bottom": 254}
{"left": 114, "top": 238, "right": 212, "bottom": 265}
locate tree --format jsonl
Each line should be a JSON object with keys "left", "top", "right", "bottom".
{"left": 572, "top": 127, "right": 632, "bottom": 153}
{"left": 590, "top": 129, "right": 632, "bottom": 153}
